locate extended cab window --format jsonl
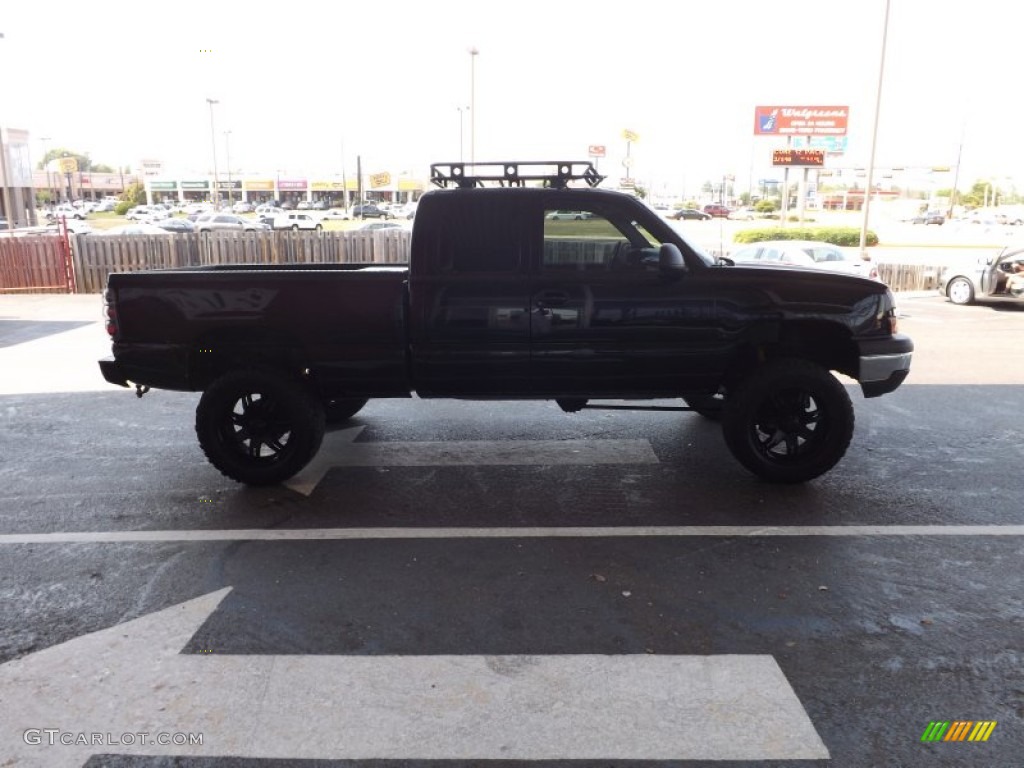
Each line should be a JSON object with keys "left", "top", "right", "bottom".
{"left": 542, "top": 207, "right": 660, "bottom": 273}
{"left": 431, "top": 197, "right": 523, "bottom": 273}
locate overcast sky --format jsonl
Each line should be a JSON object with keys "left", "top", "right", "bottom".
{"left": 3, "top": 0, "right": 1020, "bottom": 196}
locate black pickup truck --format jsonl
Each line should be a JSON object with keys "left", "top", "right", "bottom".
{"left": 99, "top": 161, "right": 912, "bottom": 486}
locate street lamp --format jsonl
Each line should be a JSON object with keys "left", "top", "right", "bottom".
{"left": 223, "top": 130, "right": 233, "bottom": 206}
{"left": 206, "top": 98, "right": 219, "bottom": 208}
{"left": 456, "top": 106, "right": 469, "bottom": 162}
{"left": 468, "top": 46, "right": 478, "bottom": 165}
{"left": 859, "top": 0, "right": 891, "bottom": 257}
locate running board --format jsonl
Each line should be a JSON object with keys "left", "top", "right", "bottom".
{"left": 582, "top": 404, "right": 694, "bottom": 412}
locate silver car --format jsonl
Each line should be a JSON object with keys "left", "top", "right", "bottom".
{"left": 729, "top": 240, "right": 880, "bottom": 280}
{"left": 939, "top": 245, "right": 1024, "bottom": 305}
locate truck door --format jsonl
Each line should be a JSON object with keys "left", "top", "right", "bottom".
{"left": 530, "top": 203, "right": 723, "bottom": 397}
{"left": 408, "top": 194, "right": 533, "bottom": 397}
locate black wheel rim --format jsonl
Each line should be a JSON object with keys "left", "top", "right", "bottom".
{"left": 749, "top": 387, "right": 827, "bottom": 462}
{"left": 219, "top": 391, "right": 294, "bottom": 463}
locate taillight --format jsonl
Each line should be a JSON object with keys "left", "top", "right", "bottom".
{"left": 103, "top": 289, "right": 118, "bottom": 338}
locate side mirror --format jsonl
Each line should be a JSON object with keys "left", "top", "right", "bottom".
{"left": 659, "top": 243, "right": 686, "bottom": 274}
{"left": 717, "top": 256, "right": 735, "bottom": 266}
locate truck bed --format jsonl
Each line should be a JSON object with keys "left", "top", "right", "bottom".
{"left": 104, "top": 264, "right": 411, "bottom": 397}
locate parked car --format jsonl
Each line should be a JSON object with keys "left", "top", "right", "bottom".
{"left": 92, "top": 200, "right": 118, "bottom": 213}
{"left": 352, "top": 203, "right": 390, "bottom": 219}
{"left": 45, "top": 219, "right": 94, "bottom": 235}
{"left": 92, "top": 224, "right": 170, "bottom": 236}
{"left": 321, "top": 208, "right": 352, "bottom": 220}
{"left": 939, "top": 245, "right": 1024, "bottom": 305}
{"left": 670, "top": 208, "right": 711, "bottom": 221}
{"left": 355, "top": 221, "right": 403, "bottom": 232}
{"left": 270, "top": 212, "right": 323, "bottom": 231}
{"left": 728, "top": 207, "right": 758, "bottom": 221}
{"left": 194, "top": 213, "right": 269, "bottom": 232}
{"left": 703, "top": 203, "right": 731, "bottom": 218}
{"left": 156, "top": 218, "right": 196, "bottom": 233}
{"left": 911, "top": 211, "right": 945, "bottom": 225}
{"left": 545, "top": 210, "right": 594, "bottom": 220}
{"left": 961, "top": 209, "right": 1023, "bottom": 226}
{"left": 729, "top": 240, "right": 879, "bottom": 280}
{"left": 48, "top": 206, "right": 87, "bottom": 220}
{"left": 232, "top": 201, "right": 254, "bottom": 214}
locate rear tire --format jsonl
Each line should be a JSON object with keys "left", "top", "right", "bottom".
{"left": 196, "top": 370, "right": 325, "bottom": 485}
{"left": 722, "top": 360, "right": 854, "bottom": 483}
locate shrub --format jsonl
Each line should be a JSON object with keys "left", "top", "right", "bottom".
{"left": 754, "top": 199, "right": 776, "bottom": 213}
{"left": 114, "top": 201, "right": 133, "bottom": 216}
{"left": 733, "top": 226, "right": 878, "bottom": 247}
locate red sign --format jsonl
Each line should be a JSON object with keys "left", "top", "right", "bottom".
{"left": 588, "top": 145, "right": 606, "bottom": 157}
{"left": 754, "top": 106, "right": 849, "bottom": 137}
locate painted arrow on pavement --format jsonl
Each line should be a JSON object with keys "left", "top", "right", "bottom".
{"left": 1, "top": 588, "right": 829, "bottom": 764}
{"left": 284, "top": 426, "right": 661, "bottom": 495}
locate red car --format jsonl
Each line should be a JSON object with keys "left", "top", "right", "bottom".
{"left": 703, "top": 203, "right": 731, "bottom": 218}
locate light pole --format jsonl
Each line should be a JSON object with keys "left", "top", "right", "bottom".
{"left": 223, "top": 130, "right": 233, "bottom": 206}
{"left": 0, "top": 32, "right": 15, "bottom": 229}
{"left": 859, "top": 0, "right": 891, "bottom": 257}
{"left": 206, "top": 98, "right": 219, "bottom": 208}
{"left": 456, "top": 106, "right": 469, "bottom": 162}
{"left": 40, "top": 136, "right": 52, "bottom": 207}
{"left": 468, "top": 46, "right": 478, "bottom": 165}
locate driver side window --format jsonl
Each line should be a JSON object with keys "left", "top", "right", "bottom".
{"left": 542, "top": 209, "right": 630, "bottom": 272}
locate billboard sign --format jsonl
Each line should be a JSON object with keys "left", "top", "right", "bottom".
{"left": 754, "top": 106, "right": 848, "bottom": 136}
{"left": 588, "top": 145, "right": 606, "bottom": 157}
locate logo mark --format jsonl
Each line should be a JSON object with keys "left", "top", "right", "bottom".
{"left": 758, "top": 109, "right": 779, "bottom": 133}
{"left": 921, "top": 721, "right": 997, "bottom": 742}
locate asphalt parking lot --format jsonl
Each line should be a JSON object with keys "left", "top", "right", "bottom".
{"left": 0, "top": 292, "right": 1022, "bottom": 767}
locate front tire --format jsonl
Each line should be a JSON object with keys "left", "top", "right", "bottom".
{"left": 196, "top": 370, "right": 325, "bottom": 485}
{"left": 722, "top": 360, "right": 854, "bottom": 483}
{"left": 947, "top": 277, "right": 975, "bottom": 305}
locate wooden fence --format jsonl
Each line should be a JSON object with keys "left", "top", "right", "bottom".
{"left": 3, "top": 228, "right": 944, "bottom": 295}
{"left": 0, "top": 234, "right": 73, "bottom": 293}
{"left": 71, "top": 229, "right": 411, "bottom": 293}
{"left": 875, "top": 263, "right": 942, "bottom": 292}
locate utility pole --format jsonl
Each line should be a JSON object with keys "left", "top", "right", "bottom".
{"left": 206, "top": 98, "right": 219, "bottom": 207}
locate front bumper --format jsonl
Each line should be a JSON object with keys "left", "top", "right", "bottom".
{"left": 857, "top": 334, "right": 914, "bottom": 398}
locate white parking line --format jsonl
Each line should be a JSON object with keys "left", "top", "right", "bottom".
{"left": 1, "top": 525, "right": 1023, "bottom": 544}
{"left": 0, "top": 588, "right": 829, "bottom": 763}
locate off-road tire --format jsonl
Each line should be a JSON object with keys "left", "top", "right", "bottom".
{"left": 722, "top": 359, "right": 854, "bottom": 483}
{"left": 196, "top": 370, "right": 325, "bottom": 485}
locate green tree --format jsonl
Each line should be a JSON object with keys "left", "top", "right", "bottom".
{"left": 38, "top": 148, "right": 109, "bottom": 173}
{"left": 114, "top": 182, "right": 146, "bottom": 214}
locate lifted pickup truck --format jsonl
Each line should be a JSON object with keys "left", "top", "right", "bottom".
{"left": 99, "top": 161, "right": 912, "bottom": 486}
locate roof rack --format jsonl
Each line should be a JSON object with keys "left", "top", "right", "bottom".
{"left": 430, "top": 161, "right": 605, "bottom": 190}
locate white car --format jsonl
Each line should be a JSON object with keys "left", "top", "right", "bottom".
{"left": 271, "top": 212, "right": 323, "bottom": 231}
{"left": 47, "top": 206, "right": 87, "bottom": 221}
{"left": 729, "top": 240, "right": 879, "bottom": 280}
{"left": 321, "top": 208, "right": 352, "bottom": 220}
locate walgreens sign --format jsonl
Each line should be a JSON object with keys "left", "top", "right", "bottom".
{"left": 754, "top": 106, "right": 849, "bottom": 136}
